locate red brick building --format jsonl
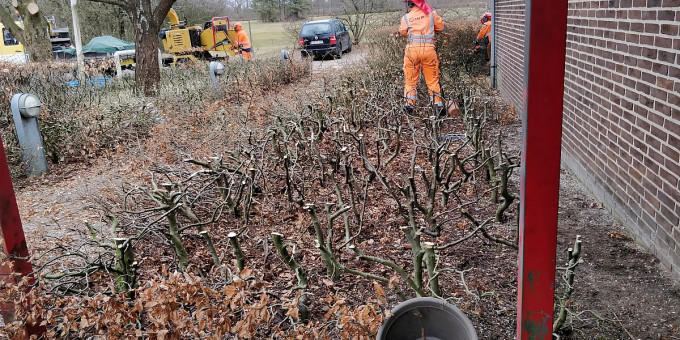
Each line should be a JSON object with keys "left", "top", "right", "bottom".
{"left": 494, "top": 0, "right": 680, "bottom": 280}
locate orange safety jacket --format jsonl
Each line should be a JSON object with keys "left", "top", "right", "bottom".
{"left": 236, "top": 29, "right": 251, "bottom": 52}
{"left": 399, "top": 7, "right": 444, "bottom": 47}
{"left": 477, "top": 21, "right": 492, "bottom": 41}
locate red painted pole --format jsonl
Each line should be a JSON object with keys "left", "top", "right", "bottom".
{"left": 516, "top": 0, "right": 568, "bottom": 338}
{"left": 0, "top": 134, "right": 45, "bottom": 337}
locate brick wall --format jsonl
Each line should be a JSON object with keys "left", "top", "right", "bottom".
{"left": 494, "top": 0, "right": 680, "bottom": 280}
{"left": 494, "top": 0, "right": 525, "bottom": 112}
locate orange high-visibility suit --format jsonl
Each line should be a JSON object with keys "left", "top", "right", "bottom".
{"left": 235, "top": 25, "right": 252, "bottom": 60}
{"left": 400, "top": 6, "right": 444, "bottom": 108}
{"left": 477, "top": 20, "right": 492, "bottom": 60}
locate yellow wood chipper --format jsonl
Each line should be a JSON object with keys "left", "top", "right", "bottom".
{"left": 159, "top": 9, "right": 239, "bottom": 65}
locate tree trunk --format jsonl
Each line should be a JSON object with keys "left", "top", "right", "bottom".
{"left": 130, "top": 3, "right": 160, "bottom": 96}
{"left": 18, "top": 10, "right": 53, "bottom": 61}
{"left": 0, "top": 2, "right": 53, "bottom": 62}
{"left": 85, "top": 0, "right": 176, "bottom": 96}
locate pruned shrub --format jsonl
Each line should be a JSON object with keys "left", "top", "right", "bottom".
{"left": 0, "top": 57, "right": 311, "bottom": 178}
{"left": 2, "top": 14, "right": 520, "bottom": 340}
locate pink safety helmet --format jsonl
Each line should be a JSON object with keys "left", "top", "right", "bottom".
{"left": 481, "top": 13, "right": 492, "bottom": 23}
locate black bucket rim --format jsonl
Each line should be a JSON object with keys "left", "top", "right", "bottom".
{"left": 376, "top": 297, "right": 478, "bottom": 340}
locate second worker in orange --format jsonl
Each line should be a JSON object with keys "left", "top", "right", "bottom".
{"left": 234, "top": 22, "right": 253, "bottom": 60}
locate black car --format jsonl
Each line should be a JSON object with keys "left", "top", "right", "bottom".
{"left": 299, "top": 19, "right": 352, "bottom": 59}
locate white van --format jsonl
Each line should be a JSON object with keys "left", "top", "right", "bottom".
{"left": 0, "top": 22, "right": 29, "bottom": 64}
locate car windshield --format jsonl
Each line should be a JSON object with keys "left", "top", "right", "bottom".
{"left": 301, "top": 23, "right": 331, "bottom": 36}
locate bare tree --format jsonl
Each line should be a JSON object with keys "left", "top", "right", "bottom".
{"left": 84, "top": 0, "right": 177, "bottom": 96}
{"left": 0, "top": 0, "right": 54, "bottom": 61}
{"left": 225, "top": 0, "right": 248, "bottom": 16}
{"left": 341, "top": 0, "right": 385, "bottom": 44}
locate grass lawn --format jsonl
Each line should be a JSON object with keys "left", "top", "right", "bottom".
{"left": 238, "top": 20, "right": 300, "bottom": 59}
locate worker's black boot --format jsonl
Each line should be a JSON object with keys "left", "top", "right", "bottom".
{"left": 403, "top": 104, "right": 414, "bottom": 114}
{"left": 437, "top": 104, "right": 446, "bottom": 117}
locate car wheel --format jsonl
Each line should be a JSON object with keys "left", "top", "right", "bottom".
{"left": 335, "top": 43, "right": 343, "bottom": 59}
{"left": 301, "top": 50, "right": 309, "bottom": 58}
{"left": 346, "top": 40, "right": 352, "bottom": 53}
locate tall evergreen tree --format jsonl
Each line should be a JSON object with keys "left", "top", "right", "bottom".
{"left": 252, "top": 0, "right": 277, "bottom": 22}
{"left": 286, "top": 0, "right": 310, "bottom": 20}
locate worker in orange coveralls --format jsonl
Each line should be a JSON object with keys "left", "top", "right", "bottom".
{"left": 475, "top": 13, "right": 492, "bottom": 61}
{"left": 399, "top": 0, "right": 445, "bottom": 116}
{"left": 234, "top": 23, "right": 253, "bottom": 60}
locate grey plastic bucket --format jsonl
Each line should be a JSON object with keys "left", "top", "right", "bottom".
{"left": 376, "top": 297, "right": 478, "bottom": 340}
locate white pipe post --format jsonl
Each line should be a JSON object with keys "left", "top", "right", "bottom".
{"left": 70, "top": 0, "right": 84, "bottom": 82}
{"left": 209, "top": 61, "right": 225, "bottom": 95}
{"left": 10, "top": 93, "right": 47, "bottom": 177}
{"left": 114, "top": 50, "right": 135, "bottom": 78}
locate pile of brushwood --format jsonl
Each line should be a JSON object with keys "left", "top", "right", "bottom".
{"left": 1, "top": 21, "right": 527, "bottom": 339}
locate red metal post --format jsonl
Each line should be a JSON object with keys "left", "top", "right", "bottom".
{"left": 516, "top": 0, "right": 568, "bottom": 338}
{"left": 0, "top": 134, "right": 45, "bottom": 337}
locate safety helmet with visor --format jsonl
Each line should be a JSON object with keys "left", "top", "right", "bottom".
{"left": 481, "top": 13, "right": 491, "bottom": 23}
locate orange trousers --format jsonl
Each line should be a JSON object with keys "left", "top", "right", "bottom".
{"left": 403, "top": 45, "right": 442, "bottom": 106}
{"left": 242, "top": 51, "right": 253, "bottom": 60}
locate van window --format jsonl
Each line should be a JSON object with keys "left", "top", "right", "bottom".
{"left": 301, "top": 23, "right": 331, "bottom": 36}
{"left": 3, "top": 28, "right": 18, "bottom": 46}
